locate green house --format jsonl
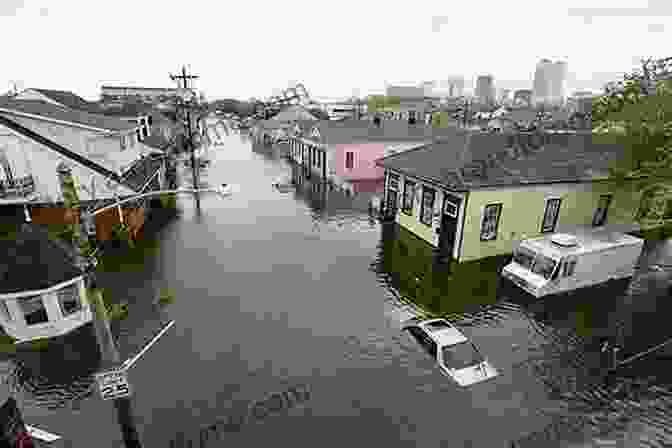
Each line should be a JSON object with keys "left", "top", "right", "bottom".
{"left": 376, "top": 130, "right": 655, "bottom": 263}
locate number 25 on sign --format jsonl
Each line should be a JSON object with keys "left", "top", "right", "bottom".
{"left": 95, "top": 369, "right": 132, "bottom": 401}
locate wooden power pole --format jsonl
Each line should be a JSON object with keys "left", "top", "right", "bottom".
{"left": 170, "top": 66, "right": 201, "bottom": 210}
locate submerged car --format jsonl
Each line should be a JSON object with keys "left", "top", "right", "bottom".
{"left": 403, "top": 318, "right": 499, "bottom": 387}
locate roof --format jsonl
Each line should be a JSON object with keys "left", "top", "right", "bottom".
{"left": 271, "top": 105, "right": 319, "bottom": 122}
{"left": 119, "top": 154, "right": 164, "bottom": 191}
{"left": 0, "top": 98, "right": 139, "bottom": 133}
{"left": 376, "top": 130, "right": 627, "bottom": 190}
{"left": 524, "top": 227, "right": 644, "bottom": 258}
{"left": 0, "top": 224, "right": 83, "bottom": 294}
{"left": 419, "top": 319, "right": 468, "bottom": 347}
{"left": 90, "top": 102, "right": 154, "bottom": 118}
{"left": 307, "top": 120, "right": 460, "bottom": 145}
{"left": 0, "top": 114, "right": 152, "bottom": 194}
{"left": 101, "top": 86, "right": 179, "bottom": 92}
{"left": 27, "top": 89, "right": 95, "bottom": 111}
{"left": 142, "top": 133, "right": 172, "bottom": 151}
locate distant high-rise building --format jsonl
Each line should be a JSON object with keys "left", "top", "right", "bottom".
{"left": 513, "top": 89, "right": 533, "bottom": 107}
{"left": 532, "top": 59, "right": 568, "bottom": 106}
{"left": 497, "top": 88, "right": 512, "bottom": 105}
{"left": 475, "top": 75, "right": 495, "bottom": 105}
{"left": 441, "top": 76, "right": 465, "bottom": 98}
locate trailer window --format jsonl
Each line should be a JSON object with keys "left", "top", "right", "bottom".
{"left": 562, "top": 259, "right": 577, "bottom": 277}
{"left": 513, "top": 247, "right": 536, "bottom": 269}
{"left": 531, "top": 255, "right": 557, "bottom": 280}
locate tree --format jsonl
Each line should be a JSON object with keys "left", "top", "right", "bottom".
{"left": 367, "top": 95, "right": 401, "bottom": 113}
{"left": 593, "top": 57, "right": 672, "bottom": 227}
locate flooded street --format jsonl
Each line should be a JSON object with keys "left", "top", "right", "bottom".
{"left": 4, "top": 130, "right": 672, "bottom": 447}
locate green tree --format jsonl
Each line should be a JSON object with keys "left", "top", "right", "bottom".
{"left": 592, "top": 57, "right": 672, "bottom": 227}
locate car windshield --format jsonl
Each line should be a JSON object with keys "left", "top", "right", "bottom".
{"left": 425, "top": 320, "right": 451, "bottom": 332}
{"left": 441, "top": 342, "right": 484, "bottom": 371}
{"left": 530, "top": 255, "right": 557, "bottom": 280}
{"left": 513, "top": 247, "right": 536, "bottom": 269}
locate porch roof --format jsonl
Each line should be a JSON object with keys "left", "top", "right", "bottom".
{"left": 376, "top": 130, "right": 627, "bottom": 190}
{"left": 0, "top": 225, "right": 83, "bottom": 295}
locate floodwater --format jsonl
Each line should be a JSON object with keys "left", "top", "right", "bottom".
{"left": 3, "top": 127, "right": 672, "bottom": 447}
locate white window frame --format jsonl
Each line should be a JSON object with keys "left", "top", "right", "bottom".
{"left": 480, "top": 203, "right": 502, "bottom": 242}
{"left": 57, "top": 283, "right": 82, "bottom": 317}
{"left": 443, "top": 197, "right": 459, "bottom": 218}
{"left": 19, "top": 295, "right": 50, "bottom": 326}
{"left": 592, "top": 194, "right": 613, "bottom": 227}
{"left": 541, "top": 196, "right": 562, "bottom": 233}
{"left": 402, "top": 180, "right": 416, "bottom": 216}
{"left": 420, "top": 186, "right": 435, "bottom": 226}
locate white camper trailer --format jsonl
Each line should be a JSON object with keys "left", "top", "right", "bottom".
{"left": 502, "top": 228, "right": 645, "bottom": 299}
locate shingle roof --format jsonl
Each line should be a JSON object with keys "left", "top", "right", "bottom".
{"left": 119, "top": 155, "right": 164, "bottom": 191}
{"left": 92, "top": 102, "right": 154, "bottom": 117}
{"left": 271, "top": 105, "right": 319, "bottom": 122}
{"left": 142, "top": 134, "right": 172, "bottom": 151}
{"left": 376, "top": 130, "right": 626, "bottom": 190}
{"left": 0, "top": 224, "right": 83, "bottom": 294}
{"left": 0, "top": 98, "right": 139, "bottom": 132}
{"left": 307, "top": 119, "right": 460, "bottom": 144}
{"left": 29, "top": 89, "right": 95, "bottom": 111}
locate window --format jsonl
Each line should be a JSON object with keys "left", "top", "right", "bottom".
{"left": 562, "top": 258, "right": 577, "bottom": 277}
{"left": 664, "top": 199, "right": 672, "bottom": 220}
{"left": 388, "top": 173, "right": 399, "bottom": 191}
{"left": 420, "top": 187, "right": 435, "bottom": 226}
{"left": 513, "top": 247, "right": 536, "bottom": 270}
{"left": 120, "top": 136, "right": 127, "bottom": 150}
{"left": 402, "top": 180, "right": 415, "bottom": 215}
{"left": 541, "top": 198, "right": 561, "bottom": 233}
{"left": 136, "top": 129, "right": 142, "bottom": 141}
{"left": 345, "top": 152, "right": 354, "bottom": 170}
{"left": 531, "top": 255, "right": 558, "bottom": 280}
{"left": 592, "top": 194, "right": 612, "bottom": 227}
{"left": 19, "top": 295, "right": 49, "bottom": 326}
{"left": 480, "top": 203, "right": 502, "bottom": 241}
{"left": 444, "top": 198, "right": 458, "bottom": 218}
{"left": 0, "top": 301, "right": 11, "bottom": 322}
{"left": 58, "top": 283, "right": 82, "bottom": 316}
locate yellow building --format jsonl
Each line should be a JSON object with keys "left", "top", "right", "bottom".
{"left": 376, "top": 130, "right": 660, "bottom": 263}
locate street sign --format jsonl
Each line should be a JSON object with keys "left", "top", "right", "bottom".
{"left": 95, "top": 368, "right": 132, "bottom": 401}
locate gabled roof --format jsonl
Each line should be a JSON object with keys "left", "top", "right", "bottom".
{"left": 26, "top": 89, "right": 95, "bottom": 111}
{"left": 0, "top": 224, "right": 83, "bottom": 294}
{"left": 0, "top": 98, "right": 139, "bottom": 133}
{"left": 376, "top": 130, "right": 626, "bottom": 190}
{"left": 305, "top": 119, "right": 460, "bottom": 145}
{"left": 0, "top": 114, "right": 151, "bottom": 193}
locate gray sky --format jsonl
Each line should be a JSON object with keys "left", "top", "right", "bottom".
{"left": 1, "top": 0, "right": 670, "bottom": 101}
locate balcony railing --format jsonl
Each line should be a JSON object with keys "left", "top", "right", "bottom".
{"left": 0, "top": 175, "right": 35, "bottom": 198}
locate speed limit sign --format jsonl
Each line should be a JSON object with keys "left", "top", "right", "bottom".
{"left": 95, "top": 368, "right": 132, "bottom": 401}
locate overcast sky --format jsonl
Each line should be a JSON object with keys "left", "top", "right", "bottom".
{"left": 1, "top": 0, "right": 670, "bottom": 102}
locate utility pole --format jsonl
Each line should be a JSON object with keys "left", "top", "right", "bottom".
{"left": 170, "top": 66, "right": 201, "bottom": 211}
{"left": 57, "top": 165, "right": 143, "bottom": 448}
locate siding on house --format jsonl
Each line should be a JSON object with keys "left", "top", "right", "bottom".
{"left": 393, "top": 172, "right": 446, "bottom": 247}
{"left": 459, "top": 180, "right": 644, "bottom": 262}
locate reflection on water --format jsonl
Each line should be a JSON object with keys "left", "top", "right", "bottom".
{"left": 5, "top": 324, "right": 101, "bottom": 410}
{"left": 372, "top": 222, "right": 672, "bottom": 446}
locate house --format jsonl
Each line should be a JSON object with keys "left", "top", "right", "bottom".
{"left": 376, "top": 130, "right": 650, "bottom": 263}
{"left": 100, "top": 86, "right": 180, "bottom": 104}
{"left": 287, "top": 120, "right": 456, "bottom": 188}
{"left": 14, "top": 88, "right": 96, "bottom": 111}
{"left": 89, "top": 102, "right": 154, "bottom": 141}
{"left": 0, "top": 105, "right": 164, "bottom": 241}
{"left": 0, "top": 224, "right": 93, "bottom": 342}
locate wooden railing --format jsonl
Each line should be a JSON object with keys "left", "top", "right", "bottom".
{"left": 0, "top": 175, "right": 35, "bottom": 198}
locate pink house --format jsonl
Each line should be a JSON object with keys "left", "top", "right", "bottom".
{"left": 288, "top": 120, "right": 453, "bottom": 189}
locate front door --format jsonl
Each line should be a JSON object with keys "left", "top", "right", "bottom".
{"left": 438, "top": 194, "right": 461, "bottom": 259}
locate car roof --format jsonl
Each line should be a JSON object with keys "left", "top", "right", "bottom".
{"left": 418, "top": 319, "right": 468, "bottom": 347}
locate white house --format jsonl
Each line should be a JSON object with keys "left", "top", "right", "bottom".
{"left": 0, "top": 225, "right": 93, "bottom": 342}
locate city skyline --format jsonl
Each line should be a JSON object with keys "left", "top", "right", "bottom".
{"left": 1, "top": 0, "right": 669, "bottom": 102}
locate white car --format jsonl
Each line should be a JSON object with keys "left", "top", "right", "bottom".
{"left": 403, "top": 318, "right": 499, "bottom": 387}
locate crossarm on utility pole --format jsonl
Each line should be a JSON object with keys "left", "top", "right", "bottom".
{"left": 89, "top": 188, "right": 231, "bottom": 217}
